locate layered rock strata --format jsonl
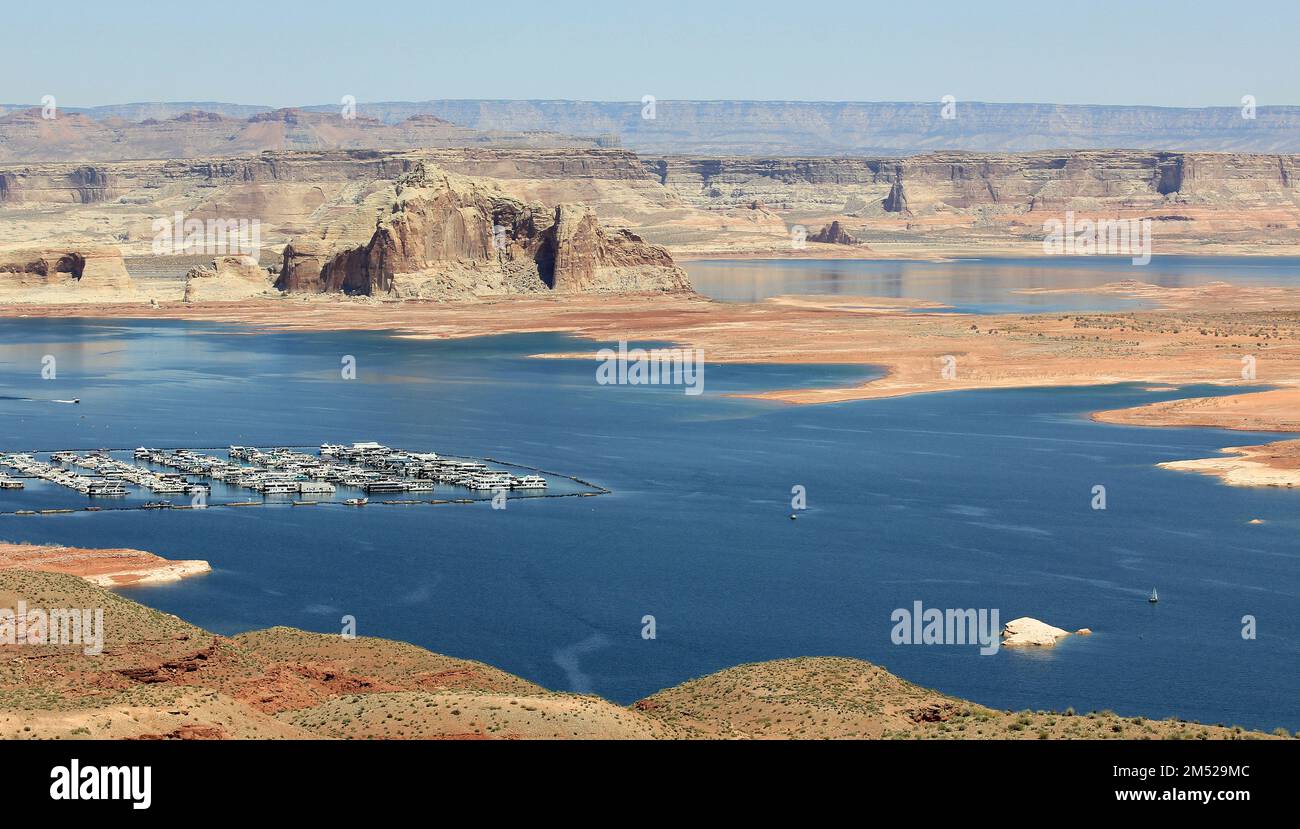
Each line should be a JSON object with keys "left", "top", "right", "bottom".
{"left": 0, "top": 247, "right": 133, "bottom": 296}
{"left": 277, "top": 165, "right": 690, "bottom": 299}
{"left": 183, "top": 256, "right": 276, "bottom": 302}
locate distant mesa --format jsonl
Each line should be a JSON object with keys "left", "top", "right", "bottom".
{"left": 400, "top": 114, "right": 454, "bottom": 126}
{"left": 0, "top": 104, "right": 604, "bottom": 163}
{"left": 8, "top": 99, "right": 1300, "bottom": 155}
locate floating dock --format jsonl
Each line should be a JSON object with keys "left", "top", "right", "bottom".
{"left": 0, "top": 442, "right": 606, "bottom": 516}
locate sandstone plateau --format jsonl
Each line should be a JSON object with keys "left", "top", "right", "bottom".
{"left": 5, "top": 148, "right": 1300, "bottom": 268}
{"left": 8, "top": 100, "right": 1300, "bottom": 155}
{"left": 0, "top": 107, "right": 599, "bottom": 163}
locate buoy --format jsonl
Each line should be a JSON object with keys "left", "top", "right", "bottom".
{"left": 789, "top": 513, "right": 798, "bottom": 520}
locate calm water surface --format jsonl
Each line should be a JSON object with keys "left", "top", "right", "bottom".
{"left": 0, "top": 311, "right": 1296, "bottom": 732}
{"left": 687, "top": 255, "right": 1300, "bottom": 312}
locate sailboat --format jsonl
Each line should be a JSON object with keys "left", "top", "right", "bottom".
{"left": 1148, "top": 588, "right": 1159, "bottom": 604}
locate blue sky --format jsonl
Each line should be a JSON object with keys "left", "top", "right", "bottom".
{"left": 10, "top": 0, "right": 1299, "bottom": 107}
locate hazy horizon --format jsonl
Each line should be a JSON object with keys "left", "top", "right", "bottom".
{"left": 10, "top": 98, "right": 1300, "bottom": 112}
{"left": 14, "top": 0, "right": 1300, "bottom": 109}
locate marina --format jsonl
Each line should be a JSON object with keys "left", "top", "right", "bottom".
{"left": 0, "top": 442, "right": 603, "bottom": 516}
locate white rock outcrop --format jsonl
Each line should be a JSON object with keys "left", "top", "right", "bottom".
{"left": 1001, "top": 617, "right": 1073, "bottom": 648}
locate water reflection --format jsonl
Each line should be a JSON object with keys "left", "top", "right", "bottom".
{"left": 686, "top": 256, "right": 1300, "bottom": 313}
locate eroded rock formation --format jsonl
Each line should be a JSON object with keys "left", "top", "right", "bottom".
{"left": 278, "top": 164, "right": 691, "bottom": 299}
{"left": 0, "top": 247, "right": 133, "bottom": 296}
{"left": 183, "top": 255, "right": 276, "bottom": 302}
{"left": 807, "top": 221, "right": 862, "bottom": 246}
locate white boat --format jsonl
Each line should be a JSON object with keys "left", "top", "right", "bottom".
{"left": 1148, "top": 588, "right": 1159, "bottom": 604}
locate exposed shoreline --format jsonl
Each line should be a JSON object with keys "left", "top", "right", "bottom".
{"left": 0, "top": 566, "right": 1285, "bottom": 739}
{"left": 1095, "top": 388, "right": 1300, "bottom": 487}
{"left": 0, "top": 541, "right": 212, "bottom": 588}
{"left": 5, "top": 279, "right": 1298, "bottom": 409}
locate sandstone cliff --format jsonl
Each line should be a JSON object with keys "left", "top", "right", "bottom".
{"left": 183, "top": 256, "right": 276, "bottom": 302}
{"left": 277, "top": 165, "right": 691, "bottom": 299}
{"left": 652, "top": 150, "right": 1300, "bottom": 215}
{"left": 7, "top": 147, "right": 1300, "bottom": 266}
{"left": 647, "top": 149, "right": 1300, "bottom": 254}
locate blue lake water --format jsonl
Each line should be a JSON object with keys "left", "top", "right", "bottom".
{"left": 1, "top": 316, "right": 1298, "bottom": 733}
{"left": 687, "top": 255, "right": 1300, "bottom": 312}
